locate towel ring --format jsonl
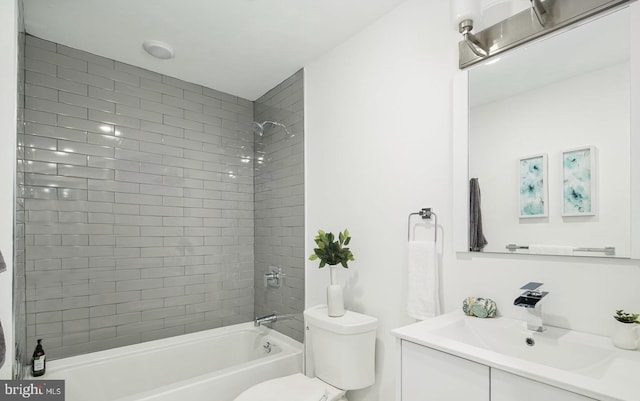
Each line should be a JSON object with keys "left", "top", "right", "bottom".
{"left": 407, "top": 208, "right": 437, "bottom": 243}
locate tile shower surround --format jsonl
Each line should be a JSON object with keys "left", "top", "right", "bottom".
{"left": 254, "top": 70, "right": 305, "bottom": 342}
{"left": 21, "top": 35, "right": 258, "bottom": 359}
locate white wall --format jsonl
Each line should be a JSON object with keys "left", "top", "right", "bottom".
{"left": 0, "top": 0, "right": 18, "bottom": 380}
{"left": 305, "top": 1, "right": 640, "bottom": 401}
{"left": 305, "top": 0, "right": 457, "bottom": 399}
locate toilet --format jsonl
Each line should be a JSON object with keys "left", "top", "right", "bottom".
{"left": 234, "top": 305, "right": 378, "bottom": 401}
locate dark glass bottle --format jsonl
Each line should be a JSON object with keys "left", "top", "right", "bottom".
{"left": 31, "top": 339, "right": 45, "bottom": 377}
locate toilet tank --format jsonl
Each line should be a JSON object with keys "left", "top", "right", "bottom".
{"left": 304, "top": 305, "right": 378, "bottom": 390}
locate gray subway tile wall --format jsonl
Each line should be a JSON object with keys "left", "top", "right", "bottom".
{"left": 21, "top": 35, "right": 256, "bottom": 359}
{"left": 254, "top": 70, "right": 305, "bottom": 342}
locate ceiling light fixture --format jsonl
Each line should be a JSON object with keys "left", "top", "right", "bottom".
{"left": 142, "top": 40, "right": 175, "bottom": 60}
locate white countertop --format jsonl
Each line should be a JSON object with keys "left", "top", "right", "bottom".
{"left": 392, "top": 311, "right": 640, "bottom": 401}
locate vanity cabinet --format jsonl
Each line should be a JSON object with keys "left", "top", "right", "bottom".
{"left": 491, "top": 369, "right": 596, "bottom": 401}
{"left": 400, "top": 340, "right": 489, "bottom": 401}
{"left": 399, "top": 340, "right": 595, "bottom": 401}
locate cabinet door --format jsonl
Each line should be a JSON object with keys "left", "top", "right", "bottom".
{"left": 491, "top": 369, "right": 597, "bottom": 401}
{"left": 401, "top": 340, "right": 490, "bottom": 401}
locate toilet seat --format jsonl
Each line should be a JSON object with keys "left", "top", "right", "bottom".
{"left": 233, "top": 373, "right": 344, "bottom": 401}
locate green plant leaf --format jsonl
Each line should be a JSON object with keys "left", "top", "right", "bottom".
{"left": 614, "top": 309, "right": 640, "bottom": 323}
{"left": 308, "top": 228, "right": 355, "bottom": 269}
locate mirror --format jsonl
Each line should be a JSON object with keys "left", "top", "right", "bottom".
{"left": 468, "top": 7, "right": 631, "bottom": 257}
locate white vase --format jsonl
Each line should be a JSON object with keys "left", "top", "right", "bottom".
{"left": 327, "top": 266, "right": 345, "bottom": 317}
{"left": 611, "top": 321, "right": 639, "bottom": 350}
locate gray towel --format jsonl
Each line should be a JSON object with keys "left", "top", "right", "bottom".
{"left": 0, "top": 320, "right": 5, "bottom": 369}
{"left": 0, "top": 251, "right": 6, "bottom": 368}
{"left": 0, "top": 250, "right": 5, "bottom": 273}
{"left": 470, "top": 178, "right": 488, "bottom": 251}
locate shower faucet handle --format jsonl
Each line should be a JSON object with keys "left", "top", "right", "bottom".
{"left": 263, "top": 266, "right": 282, "bottom": 288}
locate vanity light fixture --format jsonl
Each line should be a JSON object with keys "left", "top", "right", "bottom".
{"left": 459, "top": 19, "right": 489, "bottom": 58}
{"left": 484, "top": 57, "right": 501, "bottom": 66}
{"left": 530, "top": 0, "right": 549, "bottom": 27}
{"left": 457, "top": 0, "right": 631, "bottom": 69}
{"left": 451, "top": 0, "right": 489, "bottom": 58}
{"left": 142, "top": 40, "right": 175, "bottom": 60}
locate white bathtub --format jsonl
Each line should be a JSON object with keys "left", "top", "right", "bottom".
{"left": 44, "top": 323, "right": 302, "bottom": 401}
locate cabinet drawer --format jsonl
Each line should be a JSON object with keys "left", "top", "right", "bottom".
{"left": 401, "top": 340, "right": 490, "bottom": 401}
{"left": 491, "top": 369, "right": 597, "bottom": 401}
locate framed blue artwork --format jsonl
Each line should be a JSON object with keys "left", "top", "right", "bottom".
{"left": 519, "top": 154, "right": 548, "bottom": 218}
{"left": 562, "top": 146, "right": 596, "bottom": 216}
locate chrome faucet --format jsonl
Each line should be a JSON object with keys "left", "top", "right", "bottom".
{"left": 254, "top": 312, "right": 294, "bottom": 327}
{"left": 514, "top": 282, "right": 549, "bottom": 332}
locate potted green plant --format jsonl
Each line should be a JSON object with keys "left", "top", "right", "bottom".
{"left": 614, "top": 310, "right": 640, "bottom": 324}
{"left": 309, "top": 229, "right": 354, "bottom": 317}
{"left": 612, "top": 309, "right": 639, "bottom": 350}
{"left": 309, "top": 229, "right": 354, "bottom": 268}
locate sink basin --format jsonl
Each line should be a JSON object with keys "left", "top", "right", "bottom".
{"left": 392, "top": 311, "right": 640, "bottom": 401}
{"left": 429, "top": 316, "right": 612, "bottom": 372}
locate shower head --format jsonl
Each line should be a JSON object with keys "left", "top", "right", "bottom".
{"left": 253, "top": 120, "right": 291, "bottom": 137}
{"left": 459, "top": 19, "right": 489, "bottom": 58}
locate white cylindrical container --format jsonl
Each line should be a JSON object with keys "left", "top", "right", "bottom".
{"left": 327, "top": 285, "right": 345, "bottom": 317}
{"left": 611, "top": 321, "right": 639, "bottom": 350}
{"left": 327, "top": 266, "right": 345, "bottom": 317}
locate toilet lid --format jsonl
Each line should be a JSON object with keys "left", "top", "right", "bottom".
{"left": 234, "top": 373, "right": 327, "bottom": 401}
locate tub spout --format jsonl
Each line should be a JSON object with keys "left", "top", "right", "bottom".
{"left": 254, "top": 313, "right": 294, "bottom": 327}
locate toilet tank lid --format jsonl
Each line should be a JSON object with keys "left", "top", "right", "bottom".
{"left": 304, "top": 305, "right": 378, "bottom": 334}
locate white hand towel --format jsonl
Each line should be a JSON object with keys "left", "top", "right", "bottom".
{"left": 529, "top": 244, "right": 574, "bottom": 256}
{"left": 407, "top": 241, "right": 440, "bottom": 320}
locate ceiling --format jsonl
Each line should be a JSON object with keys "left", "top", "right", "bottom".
{"left": 23, "top": 0, "right": 407, "bottom": 100}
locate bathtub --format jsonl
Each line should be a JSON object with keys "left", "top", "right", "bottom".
{"left": 44, "top": 323, "right": 302, "bottom": 401}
